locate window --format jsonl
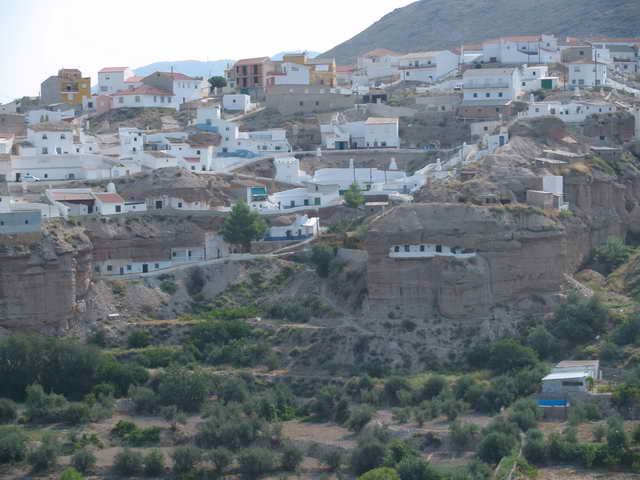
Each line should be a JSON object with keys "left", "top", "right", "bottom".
{"left": 42, "top": 147, "right": 48, "bottom": 154}
{"left": 435, "top": 245, "right": 442, "bottom": 253}
{"left": 118, "top": 97, "right": 124, "bottom": 103}
{"left": 304, "top": 199, "right": 309, "bottom": 206}
{"left": 115, "top": 205, "right": 121, "bottom": 213}
{"left": 473, "top": 93, "right": 478, "bottom": 98}
{"left": 42, "top": 134, "right": 47, "bottom": 139}
{"left": 24, "top": 219, "right": 29, "bottom": 224}
{"left": 498, "top": 92, "right": 503, "bottom": 97}
{"left": 315, "top": 101, "right": 319, "bottom": 106}
{"left": 299, "top": 101, "right": 304, "bottom": 106}
{"left": 60, "top": 134, "right": 66, "bottom": 140}
{"left": 404, "top": 245, "right": 410, "bottom": 252}
{"left": 155, "top": 263, "right": 160, "bottom": 269}
{"left": 43, "top": 174, "right": 48, "bottom": 179}
{"left": 485, "top": 93, "right": 490, "bottom": 98}
{"left": 127, "top": 265, "right": 132, "bottom": 271}
{"left": 420, "top": 245, "right": 425, "bottom": 252}
{"left": 107, "top": 265, "right": 113, "bottom": 272}
{"left": 394, "top": 246, "right": 400, "bottom": 253}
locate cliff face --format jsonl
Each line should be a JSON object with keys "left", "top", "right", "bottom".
{"left": 0, "top": 226, "right": 92, "bottom": 334}
{"left": 366, "top": 204, "right": 573, "bottom": 319}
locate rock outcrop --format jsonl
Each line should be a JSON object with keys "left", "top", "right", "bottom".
{"left": 366, "top": 204, "right": 573, "bottom": 319}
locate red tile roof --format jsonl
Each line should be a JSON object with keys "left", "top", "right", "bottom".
{"left": 336, "top": 65, "right": 355, "bottom": 73}
{"left": 111, "top": 85, "right": 174, "bottom": 96}
{"left": 125, "top": 75, "right": 143, "bottom": 83}
{"left": 94, "top": 192, "right": 124, "bottom": 204}
{"left": 155, "top": 71, "right": 197, "bottom": 80}
{"left": 99, "top": 67, "right": 129, "bottom": 73}
{"left": 49, "top": 192, "right": 94, "bottom": 202}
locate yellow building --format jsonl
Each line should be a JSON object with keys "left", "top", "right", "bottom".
{"left": 58, "top": 69, "right": 91, "bottom": 105}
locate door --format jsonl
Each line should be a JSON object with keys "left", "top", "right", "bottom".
{"left": 142, "top": 264, "right": 149, "bottom": 273}
{"left": 15, "top": 173, "right": 21, "bottom": 182}
{"left": 155, "top": 200, "right": 163, "bottom": 209}
{"left": 119, "top": 267, "right": 124, "bottom": 275}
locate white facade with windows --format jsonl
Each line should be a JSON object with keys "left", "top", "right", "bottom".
{"left": 482, "top": 35, "right": 559, "bottom": 64}
{"left": 98, "top": 67, "right": 134, "bottom": 94}
{"left": 356, "top": 49, "right": 401, "bottom": 81}
{"left": 321, "top": 117, "right": 399, "bottom": 149}
{"left": 265, "top": 214, "right": 319, "bottom": 241}
{"left": 398, "top": 50, "right": 459, "bottom": 83}
{"left": 389, "top": 243, "right": 477, "bottom": 258}
{"left": 522, "top": 99, "right": 616, "bottom": 123}
{"left": 223, "top": 94, "right": 253, "bottom": 112}
{"left": 566, "top": 62, "right": 608, "bottom": 88}
{"left": 462, "top": 67, "right": 522, "bottom": 101}
{"left": 268, "top": 62, "right": 311, "bottom": 85}
{"left": 111, "top": 86, "right": 178, "bottom": 110}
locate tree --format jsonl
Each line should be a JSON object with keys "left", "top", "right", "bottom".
{"left": 396, "top": 457, "right": 440, "bottom": 480}
{"left": 359, "top": 467, "right": 401, "bottom": 480}
{"left": 222, "top": 201, "right": 268, "bottom": 252}
{"left": 553, "top": 292, "right": 609, "bottom": 343}
{"left": 28, "top": 433, "right": 60, "bottom": 472}
{"left": 0, "top": 426, "right": 28, "bottom": 464}
{"left": 208, "top": 76, "right": 227, "bottom": 94}
{"left": 486, "top": 339, "right": 539, "bottom": 374}
{"left": 323, "top": 450, "right": 343, "bottom": 472}
{"left": 477, "top": 431, "right": 516, "bottom": 464}
{"left": 237, "top": 447, "right": 274, "bottom": 478}
{"left": 157, "top": 367, "right": 209, "bottom": 413}
{"left": 209, "top": 448, "right": 233, "bottom": 475}
{"left": 143, "top": 449, "right": 165, "bottom": 477}
{"left": 113, "top": 449, "right": 144, "bottom": 477}
{"left": 346, "top": 405, "right": 374, "bottom": 432}
{"left": 310, "top": 244, "right": 335, "bottom": 278}
{"left": 281, "top": 443, "right": 304, "bottom": 471}
{"left": 0, "top": 399, "right": 17, "bottom": 424}
{"left": 351, "top": 440, "right": 386, "bottom": 475}
{"left": 344, "top": 182, "right": 364, "bottom": 208}
{"left": 172, "top": 446, "right": 202, "bottom": 476}
{"left": 420, "top": 375, "right": 447, "bottom": 401}
{"left": 522, "top": 429, "right": 546, "bottom": 464}
{"left": 72, "top": 449, "right": 96, "bottom": 474}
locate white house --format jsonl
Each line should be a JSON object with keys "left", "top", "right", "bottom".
{"left": 356, "top": 48, "right": 401, "bottom": 82}
{"left": 462, "top": 67, "right": 522, "bottom": 101}
{"left": 482, "top": 35, "right": 560, "bottom": 64}
{"left": 93, "top": 192, "right": 125, "bottom": 215}
{"left": 520, "top": 65, "right": 557, "bottom": 92}
{"left": 265, "top": 214, "right": 320, "bottom": 241}
{"left": 273, "top": 157, "right": 312, "bottom": 184}
{"left": 12, "top": 155, "right": 119, "bottom": 182}
{"left": 26, "top": 108, "right": 68, "bottom": 124}
{"left": 222, "top": 94, "right": 253, "bottom": 112}
{"left": 566, "top": 61, "right": 608, "bottom": 88}
{"left": 522, "top": 98, "right": 617, "bottom": 123}
{"left": 248, "top": 183, "right": 341, "bottom": 213}
{"left": 0, "top": 134, "right": 14, "bottom": 154}
{"left": 364, "top": 117, "right": 400, "bottom": 148}
{"left": 321, "top": 117, "right": 399, "bottom": 149}
{"left": 398, "top": 50, "right": 459, "bottom": 83}
{"left": 98, "top": 67, "right": 135, "bottom": 94}
{"left": 267, "top": 62, "right": 312, "bottom": 85}
{"left": 194, "top": 103, "right": 290, "bottom": 155}
{"left": 140, "top": 71, "right": 208, "bottom": 105}
{"left": 111, "top": 85, "right": 178, "bottom": 110}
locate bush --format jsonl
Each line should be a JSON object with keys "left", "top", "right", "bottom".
{"left": 113, "top": 448, "right": 144, "bottom": 477}
{"left": 347, "top": 405, "right": 375, "bottom": 432}
{"left": 172, "top": 446, "right": 202, "bottom": 475}
{"left": 593, "top": 237, "right": 633, "bottom": 274}
{"left": 593, "top": 423, "right": 607, "bottom": 442}
{"left": 323, "top": 449, "right": 343, "bottom": 471}
{"left": 351, "top": 440, "right": 386, "bottom": 475}
{"left": 523, "top": 429, "right": 546, "bottom": 464}
{"left": 526, "top": 325, "right": 560, "bottom": 359}
{"left": 237, "top": 447, "right": 274, "bottom": 478}
{"left": 129, "top": 386, "right": 159, "bottom": 414}
{"left": 486, "top": 339, "right": 539, "bottom": 374}
{"left": 28, "top": 433, "right": 60, "bottom": 472}
{"left": 160, "top": 280, "right": 177, "bottom": 294}
{"left": 157, "top": 367, "right": 209, "bottom": 412}
{"left": 98, "top": 358, "right": 149, "bottom": 397}
{"left": 477, "top": 431, "right": 517, "bottom": 465}
{"left": 281, "top": 443, "right": 304, "bottom": 471}
{"left": 60, "top": 467, "right": 84, "bottom": 480}
{"left": 0, "top": 426, "right": 28, "bottom": 464}
{"left": 187, "top": 267, "right": 206, "bottom": 296}
{"left": 0, "top": 398, "right": 17, "bottom": 424}
{"left": 508, "top": 398, "right": 542, "bottom": 432}
{"left": 360, "top": 467, "right": 401, "bottom": 480}
{"left": 310, "top": 244, "right": 335, "bottom": 278}
{"left": 144, "top": 449, "right": 165, "bottom": 477}
{"left": 396, "top": 457, "right": 439, "bottom": 480}
{"left": 127, "top": 330, "right": 152, "bottom": 349}
{"left": 420, "top": 375, "right": 447, "bottom": 400}
{"left": 72, "top": 449, "right": 96, "bottom": 474}
{"left": 209, "top": 447, "right": 233, "bottom": 475}
{"left": 553, "top": 292, "right": 609, "bottom": 344}
{"left": 449, "top": 420, "right": 478, "bottom": 451}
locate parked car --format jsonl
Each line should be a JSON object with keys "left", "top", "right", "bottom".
{"left": 21, "top": 174, "right": 40, "bottom": 182}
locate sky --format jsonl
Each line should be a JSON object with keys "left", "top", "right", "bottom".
{"left": 0, "top": 0, "right": 415, "bottom": 103}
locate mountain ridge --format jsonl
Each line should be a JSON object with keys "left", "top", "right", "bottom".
{"left": 321, "top": 0, "right": 640, "bottom": 64}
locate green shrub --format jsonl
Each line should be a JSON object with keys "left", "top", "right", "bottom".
{"left": 60, "top": 467, "right": 84, "bottom": 480}
{"left": 420, "top": 375, "right": 447, "bottom": 400}
{"left": 160, "top": 280, "right": 177, "bottom": 294}
{"left": 111, "top": 420, "right": 161, "bottom": 446}
{"left": 593, "top": 237, "right": 633, "bottom": 274}
{"left": 172, "top": 446, "right": 202, "bottom": 475}
{"left": 127, "top": 330, "right": 152, "bottom": 349}
{"left": 97, "top": 358, "right": 149, "bottom": 396}
{"left": 144, "top": 449, "right": 165, "bottom": 477}
{"left": 346, "top": 405, "right": 375, "bottom": 432}
{"left": 0, "top": 398, "right": 17, "bottom": 424}
{"left": 28, "top": 433, "right": 60, "bottom": 472}
{"left": 209, "top": 447, "right": 233, "bottom": 475}
{"left": 523, "top": 429, "right": 546, "bottom": 464}
{"left": 129, "top": 385, "right": 160, "bottom": 414}
{"left": 477, "top": 431, "right": 517, "bottom": 464}
{"left": 360, "top": 467, "right": 401, "bottom": 480}
{"left": 281, "top": 443, "right": 304, "bottom": 471}
{"left": 157, "top": 367, "right": 209, "bottom": 412}
{"left": 237, "top": 447, "right": 274, "bottom": 478}
{"left": 72, "top": 449, "right": 96, "bottom": 474}
{"left": 552, "top": 292, "right": 609, "bottom": 343}
{"left": 0, "top": 426, "right": 28, "bottom": 464}
{"left": 310, "top": 244, "right": 335, "bottom": 278}
{"left": 396, "top": 457, "right": 438, "bottom": 480}
{"left": 351, "top": 440, "right": 386, "bottom": 475}
{"left": 449, "top": 420, "right": 478, "bottom": 451}
{"left": 592, "top": 423, "right": 607, "bottom": 442}
{"left": 508, "top": 398, "right": 542, "bottom": 432}
{"left": 113, "top": 448, "right": 144, "bottom": 477}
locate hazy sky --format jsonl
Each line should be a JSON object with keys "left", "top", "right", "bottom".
{"left": 0, "top": 0, "right": 415, "bottom": 103}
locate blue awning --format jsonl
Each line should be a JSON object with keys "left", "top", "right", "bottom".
{"left": 538, "top": 399, "right": 567, "bottom": 407}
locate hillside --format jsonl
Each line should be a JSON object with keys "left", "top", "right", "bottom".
{"left": 134, "top": 59, "right": 233, "bottom": 79}
{"left": 322, "top": 0, "right": 640, "bottom": 64}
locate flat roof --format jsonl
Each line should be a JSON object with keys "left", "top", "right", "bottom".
{"left": 543, "top": 371, "right": 590, "bottom": 381}
{"left": 366, "top": 117, "right": 398, "bottom": 125}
